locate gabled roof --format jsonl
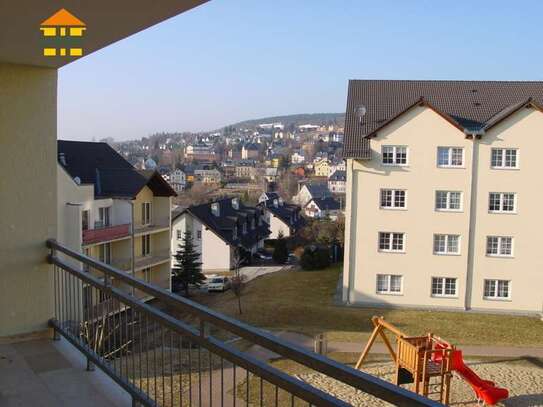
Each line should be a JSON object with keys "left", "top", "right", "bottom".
{"left": 303, "top": 182, "right": 330, "bottom": 198}
{"left": 58, "top": 140, "right": 176, "bottom": 199}
{"left": 259, "top": 200, "right": 304, "bottom": 229}
{"left": 344, "top": 80, "right": 543, "bottom": 158}
{"left": 174, "top": 198, "right": 270, "bottom": 250}
{"left": 329, "top": 170, "right": 346, "bottom": 182}
{"left": 308, "top": 197, "right": 341, "bottom": 211}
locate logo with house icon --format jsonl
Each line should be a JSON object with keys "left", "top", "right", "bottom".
{"left": 40, "top": 9, "right": 86, "bottom": 57}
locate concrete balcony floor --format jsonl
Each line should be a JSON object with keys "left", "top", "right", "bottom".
{"left": 0, "top": 337, "right": 130, "bottom": 406}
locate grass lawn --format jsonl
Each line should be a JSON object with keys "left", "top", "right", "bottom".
{"left": 194, "top": 265, "right": 543, "bottom": 347}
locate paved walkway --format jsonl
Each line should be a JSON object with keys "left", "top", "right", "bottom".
{"left": 273, "top": 331, "right": 543, "bottom": 359}
{"left": 239, "top": 265, "right": 290, "bottom": 283}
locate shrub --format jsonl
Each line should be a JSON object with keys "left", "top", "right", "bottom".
{"left": 273, "top": 233, "right": 289, "bottom": 264}
{"left": 300, "top": 245, "right": 330, "bottom": 270}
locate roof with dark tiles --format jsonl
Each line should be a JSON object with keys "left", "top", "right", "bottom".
{"left": 174, "top": 198, "right": 270, "bottom": 250}
{"left": 344, "top": 80, "right": 543, "bottom": 158}
{"left": 58, "top": 140, "right": 176, "bottom": 198}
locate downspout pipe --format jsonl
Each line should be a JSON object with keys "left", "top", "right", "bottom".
{"left": 464, "top": 128, "right": 485, "bottom": 311}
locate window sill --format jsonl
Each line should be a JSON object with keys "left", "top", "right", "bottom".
{"left": 488, "top": 211, "right": 517, "bottom": 215}
{"left": 490, "top": 167, "right": 519, "bottom": 171}
{"left": 435, "top": 209, "right": 463, "bottom": 213}
{"left": 485, "top": 254, "right": 514, "bottom": 259}
{"left": 378, "top": 250, "right": 406, "bottom": 254}
{"left": 431, "top": 294, "right": 458, "bottom": 299}
{"left": 436, "top": 165, "right": 465, "bottom": 169}
{"left": 380, "top": 207, "right": 408, "bottom": 211}
{"left": 433, "top": 252, "right": 461, "bottom": 256}
{"left": 376, "top": 292, "right": 403, "bottom": 296}
{"left": 381, "top": 163, "right": 409, "bottom": 167}
{"left": 483, "top": 297, "right": 512, "bottom": 302}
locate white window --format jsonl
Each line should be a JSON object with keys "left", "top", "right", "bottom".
{"left": 98, "top": 207, "right": 111, "bottom": 227}
{"left": 376, "top": 274, "right": 402, "bottom": 294}
{"left": 382, "top": 146, "right": 408, "bottom": 166}
{"left": 491, "top": 148, "right": 518, "bottom": 169}
{"left": 437, "top": 147, "right": 464, "bottom": 167}
{"left": 431, "top": 277, "right": 457, "bottom": 297}
{"left": 98, "top": 243, "right": 111, "bottom": 264}
{"left": 486, "top": 236, "right": 513, "bottom": 257}
{"left": 142, "top": 267, "right": 151, "bottom": 283}
{"left": 488, "top": 192, "right": 516, "bottom": 213}
{"left": 142, "top": 202, "right": 152, "bottom": 225}
{"left": 141, "top": 234, "right": 151, "bottom": 256}
{"left": 378, "top": 232, "right": 405, "bottom": 252}
{"left": 435, "top": 191, "right": 462, "bottom": 211}
{"left": 433, "top": 234, "right": 460, "bottom": 255}
{"left": 176, "top": 229, "right": 182, "bottom": 240}
{"left": 380, "top": 189, "right": 406, "bottom": 209}
{"left": 484, "top": 279, "right": 511, "bottom": 300}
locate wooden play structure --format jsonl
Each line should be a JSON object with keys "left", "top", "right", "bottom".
{"left": 355, "top": 316, "right": 509, "bottom": 406}
{"left": 356, "top": 316, "right": 453, "bottom": 404}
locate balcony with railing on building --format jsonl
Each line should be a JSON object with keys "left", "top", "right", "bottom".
{"left": 44, "top": 239, "right": 440, "bottom": 407}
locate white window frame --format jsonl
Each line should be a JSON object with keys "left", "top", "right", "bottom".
{"left": 141, "top": 234, "right": 151, "bottom": 257}
{"left": 435, "top": 191, "right": 463, "bottom": 212}
{"left": 437, "top": 147, "right": 464, "bottom": 168}
{"left": 488, "top": 192, "right": 517, "bottom": 213}
{"left": 378, "top": 232, "right": 405, "bottom": 253}
{"left": 376, "top": 274, "right": 403, "bottom": 295}
{"left": 491, "top": 148, "right": 519, "bottom": 169}
{"left": 486, "top": 236, "right": 514, "bottom": 257}
{"left": 381, "top": 145, "right": 408, "bottom": 166}
{"left": 433, "top": 234, "right": 461, "bottom": 255}
{"left": 380, "top": 189, "right": 407, "bottom": 210}
{"left": 142, "top": 202, "right": 152, "bottom": 225}
{"left": 431, "top": 277, "right": 458, "bottom": 298}
{"left": 483, "top": 279, "right": 511, "bottom": 300}
{"left": 99, "top": 243, "right": 111, "bottom": 264}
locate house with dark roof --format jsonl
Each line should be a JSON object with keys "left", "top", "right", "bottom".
{"left": 304, "top": 196, "right": 341, "bottom": 220}
{"left": 171, "top": 197, "right": 270, "bottom": 272}
{"left": 342, "top": 80, "right": 543, "bottom": 315}
{"left": 57, "top": 140, "right": 176, "bottom": 300}
{"left": 328, "top": 170, "right": 346, "bottom": 194}
{"left": 293, "top": 182, "right": 331, "bottom": 206}
{"left": 258, "top": 195, "right": 304, "bottom": 239}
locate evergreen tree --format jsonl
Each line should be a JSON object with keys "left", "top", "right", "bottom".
{"left": 172, "top": 231, "right": 205, "bottom": 296}
{"left": 273, "top": 232, "right": 289, "bottom": 264}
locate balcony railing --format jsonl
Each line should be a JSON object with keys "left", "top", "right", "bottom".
{"left": 112, "top": 250, "right": 171, "bottom": 272}
{"left": 82, "top": 223, "right": 131, "bottom": 245}
{"left": 134, "top": 218, "right": 170, "bottom": 235}
{"left": 46, "top": 239, "right": 440, "bottom": 407}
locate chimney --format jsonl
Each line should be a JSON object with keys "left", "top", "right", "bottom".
{"left": 211, "top": 202, "right": 220, "bottom": 217}
{"left": 232, "top": 197, "right": 240, "bottom": 210}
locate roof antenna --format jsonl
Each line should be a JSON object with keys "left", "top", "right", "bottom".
{"left": 355, "top": 105, "right": 367, "bottom": 124}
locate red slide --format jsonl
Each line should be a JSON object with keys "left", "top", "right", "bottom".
{"left": 451, "top": 350, "right": 509, "bottom": 405}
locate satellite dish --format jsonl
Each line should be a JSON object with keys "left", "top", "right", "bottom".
{"left": 355, "top": 105, "right": 367, "bottom": 123}
{"left": 74, "top": 176, "right": 81, "bottom": 185}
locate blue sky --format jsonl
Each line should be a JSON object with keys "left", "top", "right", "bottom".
{"left": 59, "top": 0, "right": 543, "bottom": 141}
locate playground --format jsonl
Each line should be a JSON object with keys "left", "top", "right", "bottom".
{"left": 298, "top": 356, "right": 543, "bottom": 406}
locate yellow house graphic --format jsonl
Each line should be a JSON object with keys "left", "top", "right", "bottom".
{"left": 40, "top": 9, "right": 86, "bottom": 57}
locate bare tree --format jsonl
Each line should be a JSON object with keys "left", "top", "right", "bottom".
{"left": 230, "top": 248, "right": 246, "bottom": 315}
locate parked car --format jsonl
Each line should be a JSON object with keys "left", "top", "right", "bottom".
{"left": 255, "top": 251, "right": 272, "bottom": 260}
{"left": 207, "top": 276, "right": 231, "bottom": 292}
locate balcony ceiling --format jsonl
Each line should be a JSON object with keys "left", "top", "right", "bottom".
{"left": 0, "top": 0, "right": 209, "bottom": 68}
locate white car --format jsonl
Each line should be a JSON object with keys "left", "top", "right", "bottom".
{"left": 207, "top": 276, "right": 231, "bottom": 292}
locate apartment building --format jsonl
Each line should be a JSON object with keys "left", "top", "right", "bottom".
{"left": 57, "top": 140, "right": 176, "bottom": 299}
{"left": 343, "top": 80, "right": 543, "bottom": 315}
{"left": 172, "top": 197, "right": 270, "bottom": 272}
